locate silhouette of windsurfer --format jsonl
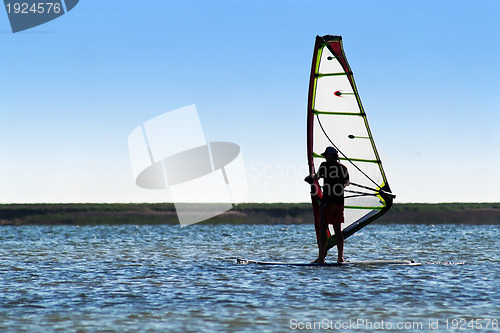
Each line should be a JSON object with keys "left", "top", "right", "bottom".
{"left": 305, "top": 147, "right": 349, "bottom": 263}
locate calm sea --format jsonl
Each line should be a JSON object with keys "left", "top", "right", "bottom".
{"left": 0, "top": 224, "right": 498, "bottom": 332}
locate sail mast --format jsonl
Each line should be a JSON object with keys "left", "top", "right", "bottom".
{"left": 307, "top": 36, "right": 325, "bottom": 246}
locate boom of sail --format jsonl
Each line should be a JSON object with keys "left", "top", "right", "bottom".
{"left": 307, "top": 35, "right": 395, "bottom": 250}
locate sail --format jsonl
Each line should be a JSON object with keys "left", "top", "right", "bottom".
{"left": 307, "top": 35, "right": 395, "bottom": 250}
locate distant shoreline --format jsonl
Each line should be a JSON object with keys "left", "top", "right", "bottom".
{"left": 1, "top": 203, "right": 499, "bottom": 225}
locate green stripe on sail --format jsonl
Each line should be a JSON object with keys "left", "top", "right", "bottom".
{"left": 316, "top": 73, "right": 348, "bottom": 77}
{"left": 345, "top": 206, "right": 384, "bottom": 210}
{"left": 340, "top": 157, "right": 381, "bottom": 164}
{"left": 312, "top": 152, "right": 380, "bottom": 164}
{"left": 313, "top": 110, "right": 363, "bottom": 116}
{"left": 310, "top": 48, "right": 323, "bottom": 112}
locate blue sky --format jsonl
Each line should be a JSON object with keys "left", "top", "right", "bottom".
{"left": 1, "top": 0, "right": 499, "bottom": 203}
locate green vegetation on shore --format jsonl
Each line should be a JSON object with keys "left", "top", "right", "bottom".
{"left": 1, "top": 202, "right": 499, "bottom": 225}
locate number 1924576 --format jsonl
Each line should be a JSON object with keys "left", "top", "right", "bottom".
{"left": 445, "top": 318, "right": 498, "bottom": 330}
{"left": 5, "top": 2, "right": 62, "bottom": 14}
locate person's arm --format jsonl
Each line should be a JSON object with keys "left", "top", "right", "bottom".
{"left": 342, "top": 164, "right": 350, "bottom": 186}
{"left": 304, "top": 165, "right": 324, "bottom": 184}
{"left": 304, "top": 173, "right": 319, "bottom": 184}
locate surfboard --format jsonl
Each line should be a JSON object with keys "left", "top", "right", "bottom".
{"left": 237, "top": 258, "right": 421, "bottom": 266}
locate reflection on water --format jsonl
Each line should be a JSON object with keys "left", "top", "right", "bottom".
{"left": 0, "top": 224, "right": 498, "bottom": 332}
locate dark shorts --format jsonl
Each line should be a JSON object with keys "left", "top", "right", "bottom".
{"left": 321, "top": 203, "right": 344, "bottom": 225}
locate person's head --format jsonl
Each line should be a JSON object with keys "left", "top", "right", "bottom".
{"left": 321, "top": 146, "right": 339, "bottom": 161}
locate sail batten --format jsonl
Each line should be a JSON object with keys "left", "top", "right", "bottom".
{"left": 307, "top": 35, "right": 394, "bottom": 250}
{"left": 313, "top": 111, "right": 363, "bottom": 116}
{"left": 316, "top": 73, "right": 349, "bottom": 77}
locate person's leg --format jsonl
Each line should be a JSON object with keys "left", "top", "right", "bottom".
{"left": 312, "top": 205, "right": 328, "bottom": 263}
{"left": 332, "top": 223, "right": 344, "bottom": 263}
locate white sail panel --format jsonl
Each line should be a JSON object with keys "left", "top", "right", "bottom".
{"left": 318, "top": 48, "right": 344, "bottom": 74}
{"left": 313, "top": 114, "right": 377, "bottom": 161}
{"left": 314, "top": 76, "right": 358, "bottom": 112}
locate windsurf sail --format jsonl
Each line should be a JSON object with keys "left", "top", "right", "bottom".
{"left": 307, "top": 35, "right": 395, "bottom": 250}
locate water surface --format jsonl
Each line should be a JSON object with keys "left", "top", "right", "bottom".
{"left": 0, "top": 224, "right": 498, "bottom": 332}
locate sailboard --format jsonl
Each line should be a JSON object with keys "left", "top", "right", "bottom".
{"left": 307, "top": 35, "right": 395, "bottom": 251}
{"left": 237, "top": 259, "right": 420, "bottom": 267}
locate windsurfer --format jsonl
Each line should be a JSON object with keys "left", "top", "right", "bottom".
{"left": 305, "top": 147, "right": 349, "bottom": 263}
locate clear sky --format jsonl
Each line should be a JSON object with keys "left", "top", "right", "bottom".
{"left": 1, "top": 0, "right": 499, "bottom": 204}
